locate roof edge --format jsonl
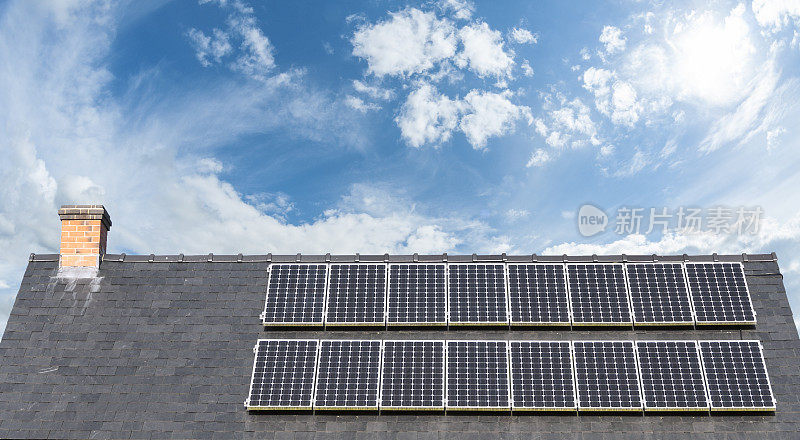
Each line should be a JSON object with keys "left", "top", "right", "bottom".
{"left": 20, "top": 252, "right": 773, "bottom": 264}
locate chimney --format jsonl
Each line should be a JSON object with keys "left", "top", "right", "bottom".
{"left": 58, "top": 205, "right": 111, "bottom": 268}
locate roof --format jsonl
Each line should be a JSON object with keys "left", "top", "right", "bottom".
{"left": 0, "top": 253, "right": 799, "bottom": 439}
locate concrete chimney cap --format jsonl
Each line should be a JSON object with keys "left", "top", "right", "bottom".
{"left": 58, "top": 205, "right": 112, "bottom": 229}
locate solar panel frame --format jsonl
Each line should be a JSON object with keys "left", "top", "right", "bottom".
{"left": 509, "top": 341, "right": 577, "bottom": 411}
{"left": 386, "top": 263, "right": 448, "bottom": 326}
{"left": 635, "top": 340, "right": 709, "bottom": 411}
{"left": 245, "top": 339, "right": 319, "bottom": 410}
{"left": 699, "top": 340, "right": 776, "bottom": 411}
{"left": 446, "top": 340, "right": 511, "bottom": 410}
{"left": 380, "top": 340, "right": 446, "bottom": 410}
{"left": 447, "top": 263, "right": 510, "bottom": 326}
{"left": 261, "top": 264, "right": 328, "bottom": 327}
{"left": 507, "top": 263, "right": 572, "bottom": 326}
{"left": 314, "top": 339, "right": 383, "bottom": 410}
{"left": 685, "top": 262, "right": 757, "bottom": 325}
{"left": 572, "top": 340, "right": 643, "bottom": 411}
{"left": 567, "top": 263, "right": 633, "bottom": 326}
{"left": 325, "top": 263, "right": 388, "bottom": 326}
{"left": 626, "top": 263, "right": 695, "bottom": 326}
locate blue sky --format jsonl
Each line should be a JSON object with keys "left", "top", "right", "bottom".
{"left": 2, "top": 0, "right": 800, "bottom": 335}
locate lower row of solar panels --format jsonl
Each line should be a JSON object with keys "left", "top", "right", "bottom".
{"left": 245, "top": 339, "right": 775, "bottom": 412}
{"left": 262, "top": 262, "right": 756, "bottom": 327}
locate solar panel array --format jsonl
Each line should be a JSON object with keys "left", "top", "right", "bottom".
{"left": 246, "top": 339, "right": 775, "bottom": 412}
{"left": 568, "top": 264, "right": 631, "bottom": 325}
{"left": 700, "top": 341, "right": 775, "bottom": 410}
{"left": 686, "top": 263, "right": 756, "bottom": 325}
{"left": 261, "top": 262, "right": 755, "bottom": 326}
{"left": 447, "top": 341, "right": 510, "bottom": 409}
{"left": 573, "top": 341, "right": 641, "bottom": 410}
{"left": 507, "top": 264, "right": 570, "bottom": 325}
{"left": 627, "top": 263, "right": 694, "bottom": 325}
{"left": 387, "top": 264, "right": 446, "bottom": 325}
{"left": 636, "top": 341, "right": 708, "bottom": 410}
{"left": 448, "top": 264, "right": 508, "bottom": 324}
{"left": 381, "top": 341, "right": 445, "bottom": 409}
{"left": 315, "top": 340, "right": 382, "bottom": 409}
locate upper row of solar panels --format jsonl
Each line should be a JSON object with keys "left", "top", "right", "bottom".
{"left": 245, "top": 339, "right": 775, "bottom": 412}
{"left": 261, "top": 262, "right": 755, "bottom": 326}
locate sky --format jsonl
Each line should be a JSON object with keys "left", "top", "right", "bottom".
{"left": 1, "top": 0, "right": 800, "bottom": 335}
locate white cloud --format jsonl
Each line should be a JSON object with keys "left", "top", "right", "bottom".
{"left": 438, "top": 0, "right": 474, "bottom": 20}
{"left": 505, "top": 209, "right": 530, "bottom": 220}
{"left": 508, "top": 27, "right": 538, "bottom": 44}
{"left": 599, "top": 25, "right": 626, "bottom": 54}
{"left": 534, "top": 95, "right": 599, "bottom": 148}
{"left": 526, "top": 149, "right": 551, "bottom": 168}
{"left": 455, "top": 22, "right": 515, "bottom": 78}
{"left": 767, "top": 126, "right": 787, "bottom": 151}
{"left": 582, "top": 67, "right": 641, "bottom": 126}
{"left": 521, "top": 59, "right": 534, "bottom": 77}
{"left": 187, "top": 28, "right": 232, "bottom": 67}
{"left": 752, "top": 0, "right": 800, "bottom": 32}
{"left": 395, "top": 82, "right": 461, "bottom": 147}
{"left": 459, "top": 89, "right": 531, "bottom": 149}
{"left": 345, "top": 95, "right": 381, "bottom": 113}
{"left": 190, "top": 1, "right": 276, "bottom": 80}
{"left": 351, "top": 8, "right": 457, "bottom": 77}
{"left": 352, "top": 80, "right": 394, "bottom": 100}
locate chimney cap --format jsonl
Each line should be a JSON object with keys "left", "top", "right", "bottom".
{"left": 58, "top": 205, "right": 111, "bottom": 229}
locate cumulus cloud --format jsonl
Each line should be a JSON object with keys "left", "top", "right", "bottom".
{"left": 345, "top": 95, "right": 381, "bottom": 113}
{"left": 396, "top": 84, "right": 531, "bottom": 149}
{"left": 351, "top": 8, "right": 457, "bottom": 77}
{"left": 533, "top": 95, "right": 599, "bottom": 148}
{"left": 508, "top": 27, "right": 538, "bottom": 44}
{"left": 752, "top": 0, "right": 800, "bottom": 32}
{"left": 395, "top": 82, "right": 461, "bottom": 147}
{"left": 521, "top": 59, "right": 534, "bottom": 77}
{"left": 599, "top": 25, "right": 626, "bottom": 54}
{"left": 438, "top": 0, "right": 474, "bottom": 20}
{"left": 187, "top": 28, "right": 232, "bottom": 66}
{"left": 352, "top": 79, "right": 394, "bottom": 101}
{"left": 459, "top": 89, "right": 532, "bottom": 149}
{"left": 455, "top": 22, "right": 515, "bottom": 78}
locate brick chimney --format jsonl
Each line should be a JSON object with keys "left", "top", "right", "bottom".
{"left": 58, "top": 205, "right": 111, "bottom": 268}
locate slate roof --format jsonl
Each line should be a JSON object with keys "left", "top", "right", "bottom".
{"left": 0, "top": 253, "right": 798, "bottom": 439}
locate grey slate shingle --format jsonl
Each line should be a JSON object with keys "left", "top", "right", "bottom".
{"left": 0, "top": 255, "right": 798, "bottom": 439}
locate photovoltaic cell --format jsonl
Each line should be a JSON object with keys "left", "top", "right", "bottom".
{"left": 700, "top": 341, "right": 775, "bottom": 411}
{"left": 448, "top": 264, "right": 508, "bottom": 324}
{"left": 686, "top": 263, "right": 756, "bottom": 324}
{"left": 326, "top": 264, "right": 386, "bottom": 325}
{"left": 381, "top": 341, "right": 445, "bottom": 409}
{"left": 627, "top": 263, "right": 693, "bottom": 325}
{"left": 636, "top": 341, "right": 708, "bottom": 410}
{"left": 262, "top": 264, "right": 326, "bottom": 325}
{"left": 246, "top": 339, "right": 318, "bottom": 410}
{"left": 507, "top": 264, "right": 570, "bottom": 325}
{"left": 567, "top": 264, "right": 631, "bottom": 325}
{"left": 387, "top": 264, "right": 447, "bottom": 325}
{"left": 314, "top": 340, "right": 382, "bottom": 409}
{"left": 573, "top": 341, "right": 642, "bottom": 410}
{"left": 509, "top": 341, "right": 575, "bottom": 410}
{"left": 447, "top": 341, "right": 510, "bottom": 409}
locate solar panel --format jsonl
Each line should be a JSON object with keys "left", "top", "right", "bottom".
{"left": 686, "top": 263, "right": 756, "bottom": 325}
{"left": 567, "top": 264, "right": 632, "bottom": 325}
{"left": 448, "top": 264, "right": 508, "bottom": 325}
{"left": 573, "top": 341, "right": 642, "bottom": 410}
{"left": 509, "top": 341, "right": 575, "bottom": 410}
{"left": 314, "top": 340, "right": 382, "bottom": 410}
{"left": 387, "top": 264, "right": 447, "bottom": 326}
{"left": 447, "top": 341, "right": 510, "bottom": 410}
{"left": 262, "top": 264, "right": 327, "bottom": 326}
{"left": 700, "top": 341, "right": 775, "bottom": 411}
{"left": 245, "top": 339, "right": 318, "bottom": 410}
{"left": 380, "top": 341, "right": 445, "bottom": 410}
{"left": 626, "top": 263, "right": 693, "bottom": 325}
{"left": 507, "top": 264, "right": 570, "bottom": 325}
{"left": 636, "top": 341, "right": 708, "bottom": 411}
{"left": 325, "top": 264, "right": 387, "bottom": 325}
